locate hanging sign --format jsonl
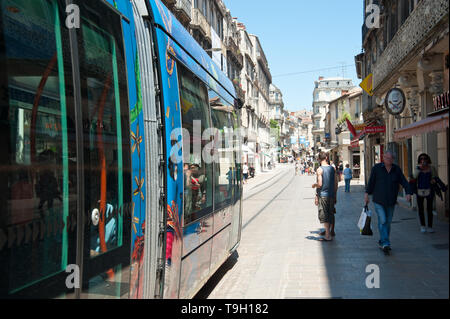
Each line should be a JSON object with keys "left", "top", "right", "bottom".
{"left": 385, "top": 88, "right": 406, "bottom": 116}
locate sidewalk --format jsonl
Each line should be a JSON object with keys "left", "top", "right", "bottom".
{"left": 205, "top": 173, "right": 448, "bottom": 299}
{"left": 330, "top": 179, "right": 449, "bottom": 298}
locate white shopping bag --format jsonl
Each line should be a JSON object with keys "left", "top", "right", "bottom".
{"left": 357, "top": 208, "right": 367, "bottom": 231}
{"left": 358, "top": 206, "right": 372, "bottom": 231}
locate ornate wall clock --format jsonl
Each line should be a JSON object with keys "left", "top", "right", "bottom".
{"left": 385, "top": 88, "right": 406, "bottom": 116}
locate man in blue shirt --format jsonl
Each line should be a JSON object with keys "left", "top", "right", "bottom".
{"left": 365, "top": 151, "right": 412, "bottom": 254}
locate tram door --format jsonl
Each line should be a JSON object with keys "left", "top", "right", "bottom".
{"left": 75, "top": 1, "right": 133, "bottom": 299}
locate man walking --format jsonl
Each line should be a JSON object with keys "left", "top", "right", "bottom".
{"left": 365, "top": 151, "right": 412, "bottom": 254}
{"left": 313, "top": 152, "right": 338, "bottom": 241}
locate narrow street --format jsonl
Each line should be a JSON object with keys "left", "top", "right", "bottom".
{"left": 196, "top": 164, "right": 449, "bottom": 299}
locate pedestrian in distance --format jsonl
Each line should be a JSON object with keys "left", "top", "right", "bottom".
{"left": 338, "top": 161, "right": 344, "bottom": 181}
{"left": 312, "top": 152, "right": 338, "bottom": 241}
{"left": 412, "top": 153, "right": 439, "bottom": 233}
{"left": 243, "top": 163, "right": 249, "bottom": 184}
{"left": 343, "top": 164, "right": 353, "bottom": 192}
{"left": 365, "top": 151, "right": 413, "bottom": 254}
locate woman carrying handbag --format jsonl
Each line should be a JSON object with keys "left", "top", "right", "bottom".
{"left": 413, "top": 153, "right": 438, "bottom": 233}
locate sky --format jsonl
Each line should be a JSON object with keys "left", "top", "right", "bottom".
{"left": 223, "top": 0, "right": 364, "bottom": 112}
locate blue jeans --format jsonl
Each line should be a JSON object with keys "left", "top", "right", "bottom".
{"left": 373, "top": 203, "right": 395, "bottom": 247}
{"left": 344, "top": 179, "right": 351, "bottom": 192}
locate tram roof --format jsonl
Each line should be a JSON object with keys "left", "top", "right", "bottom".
{"left": 147, "top": 0, "right": 237, "bottom": 100}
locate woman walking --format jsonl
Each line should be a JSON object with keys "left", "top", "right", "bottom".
{"left": 413, "top": 153, "right": 437, "bottom": 233}
{"left": 343, "top": 164, "right": 353, "bottom": 192}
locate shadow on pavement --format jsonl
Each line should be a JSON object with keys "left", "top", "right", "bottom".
{"left": 193, "top": 250, "right": 240, "bottom": 299}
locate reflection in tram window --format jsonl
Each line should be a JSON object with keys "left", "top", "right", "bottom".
{"left": 0, "top": 0, "right": 76, "bottom": 296}
{"left": 79, "top": 20, "right": 124, "bottom": 258}
{"left": 178, "top": 65, "right": 213, "bottom": 225}
{"left": 76, "top": 0, "right": 132, "bottom": 299}
{"left": 209, "top": 91, "right": 235, "bottom": 209}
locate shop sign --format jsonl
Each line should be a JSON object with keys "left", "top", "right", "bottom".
{"left": 364, "top": 126, "right": 386, "bottom": 134}
{"left": 353, "top": 123, "right": 366, "bottom": 131}
{"left": 360, "top": 73, "right": 373, "bottom": 96}
{"left": 385, "top": 88, "right": 406, "bottom": 116}
{"left": 432, "top": 91, "right": 449, "bottom": 113}
{"left": 351, "top": 140, "right": 359, "bottom": 148}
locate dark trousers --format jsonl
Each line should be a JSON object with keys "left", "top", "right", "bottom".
{"left": 417, "top": 195, "right": 433, "bottom": 228}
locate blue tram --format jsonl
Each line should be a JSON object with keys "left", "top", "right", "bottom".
{"left": 0, "top": 0, "right": 243, "bottom": 299}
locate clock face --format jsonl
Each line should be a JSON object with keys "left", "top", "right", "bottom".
{"left": 385, "top": 88, "right": 406, "bottom": 115}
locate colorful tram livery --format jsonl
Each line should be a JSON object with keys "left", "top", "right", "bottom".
{"left": 0, "top": 0, "right": 243, "bottom": 299}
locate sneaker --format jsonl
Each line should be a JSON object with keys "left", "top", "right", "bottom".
{"left": 382, "top": 246, "right": 390, "bottom": 255}
{"left": 427, "top": 227, "right": 435, "bottom": 233}
{"left": 420, "top": 226, "right": 427, "bottom": 233}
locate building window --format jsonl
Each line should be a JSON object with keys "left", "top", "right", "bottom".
{"left": 202, "top": 0, "right": 207, "bottom": 18}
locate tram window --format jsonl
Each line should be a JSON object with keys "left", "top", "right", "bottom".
{"left": 209, "top": 90, "right": 234, "bottom": 209}
{"left": 0, "top": 0, "right": 77, "bottom": 296}
{"left": 78, "top": 11, "right": 128, "bottom": 258}
{"left": 178, "top": 65, "right": 213, "bottom": 225}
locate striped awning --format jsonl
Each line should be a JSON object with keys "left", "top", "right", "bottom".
{"left": 394, "top": 113, "right": 449, "bottom": 141}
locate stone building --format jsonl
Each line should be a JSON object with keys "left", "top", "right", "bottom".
{"left": 248, "top": 34, "right": 273, "bottom": 172}
{"left": 312, "top": 76, "right": 355, "bottom": 156}
{"left": 355, "top": 0, "right": 449, "bottom": 220}
{"left": 161, "top": 0, "right": 193, "bottom": 29}
{"left": 162, "top": 0, "right": 244, "bottom": 97}
{"left": 269, "top": 84, "right": 285, "bottom": 162}
{"left": 162, "top": 0, "right": 282, "bottom": 172}
{"left": 325, "top": 87, "right": 365, "bottom": 180}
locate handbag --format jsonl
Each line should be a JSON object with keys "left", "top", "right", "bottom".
{"left": 358, "top": 205, "right": 373, "bottom": 236}
{"left": 417, "top": 189, "right": 431, "bottom": 197}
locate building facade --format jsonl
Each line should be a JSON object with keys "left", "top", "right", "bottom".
{"left": 312, "top": 76, "right": 355, "bottom": 156}
{"left": 325, "top": 87, "right": 365, "bottom": 180}
{"left": 163, "top": 0, "right": 284, "bottom": 173}
{"left": 356, "top": 0, "right": 449, "bottom": 220}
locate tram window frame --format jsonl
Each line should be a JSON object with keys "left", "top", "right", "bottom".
{"left": 177, "top": 63, "right": 214, "bottom": 226}
{"left": 74, "top": 0, "right": 133, "bottom": 292}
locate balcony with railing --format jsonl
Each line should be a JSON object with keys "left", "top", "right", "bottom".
{"left": 191, "top": 8, "right": 211, "bottom": 41}
{"left": 372, "top": 0, "right": 449, "bottom": 92}
{"left": 226, "top": 36, "right": 244, "bottom": 69}
{"left": 174, "top": 0, "right": 192, "bottom": 23}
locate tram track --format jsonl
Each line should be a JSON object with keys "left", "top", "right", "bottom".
{"left": 242, "top": 170, "right": 297, "bottom": 230}
{"left": 243, "top": 167, "right": 294, "bottom": 201}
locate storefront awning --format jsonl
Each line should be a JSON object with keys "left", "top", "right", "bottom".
{"left": 394, "top": 113, "right": 449, "bottom": 141}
